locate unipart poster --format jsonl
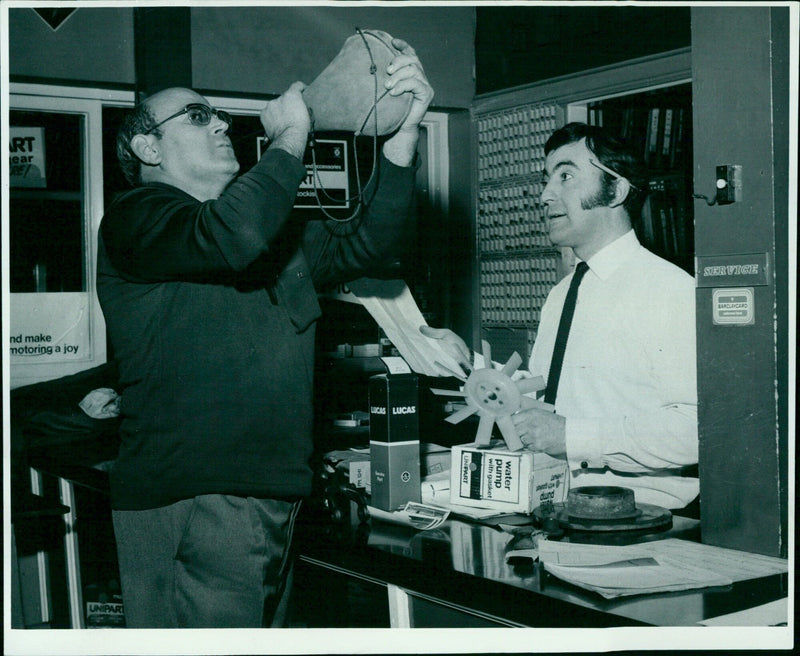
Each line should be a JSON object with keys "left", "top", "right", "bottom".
{"left": 9, "top": 126, "right": 47, "bottom": 188}
{"left": 9, "top": 293, "right": 92, "bottom": 363}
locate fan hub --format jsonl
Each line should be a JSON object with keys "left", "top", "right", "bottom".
{"left": 464, "top": 368, "right": 522, "bottom": 418}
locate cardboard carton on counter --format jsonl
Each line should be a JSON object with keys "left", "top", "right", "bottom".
{"left": 330, "top": 443, "right": 454, "bottom": 494}
{"left": 450, "top": 443, "right": 568, "bottom": 514}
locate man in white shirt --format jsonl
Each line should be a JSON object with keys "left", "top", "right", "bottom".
{"left": 424, "top": 122, "right": 698, "bottom": 511}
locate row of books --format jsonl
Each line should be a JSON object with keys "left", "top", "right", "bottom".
{"left": 638, "top": 174, "right": 694, "bottom": 265}
{"left": 589, "top": 104, "right": 690, "bottom": 171}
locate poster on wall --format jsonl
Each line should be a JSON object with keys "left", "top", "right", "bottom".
{"left": 257, "top": 136, "right": 349, "bottom": 210}
{"left": 9, "top": 126, "right": 47, "bottom": 188}
{"left": 295, "top": 139, "right": 350, "bottom": 209}
{"left": 9, "top": 293, "right": 92, "bottom": 364}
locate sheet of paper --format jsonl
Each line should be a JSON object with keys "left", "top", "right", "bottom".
{"left": 536, "top": 538, "right": 788, "bottom": 599}
{"left": 367, "top": 501, "right": 450, "bottom": 530}
{"left": 537, "top": 540, "right": 653, "bottom": 567}
{"left": 347, "top": 278, "right": 466, "bottom": 378}
{"left": 635, "top": 538, "right": 789, "bottom": 582}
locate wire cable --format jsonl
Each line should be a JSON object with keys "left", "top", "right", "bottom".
{"left": 309, "top": 27, "right": 382, "bottom": 223}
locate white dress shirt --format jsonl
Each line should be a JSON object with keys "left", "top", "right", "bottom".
{"left": 529, "top": 230, "right": 698, "bottom": 509}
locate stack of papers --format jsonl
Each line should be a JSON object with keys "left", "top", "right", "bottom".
{"left": 347, "top": 278, "right": 466, "bottom": 378}
{"left": 536, "top": 538, "right": 788, "bottom": 599}
{"left": 368, "top": 501, "right": 450, "bottom": 530}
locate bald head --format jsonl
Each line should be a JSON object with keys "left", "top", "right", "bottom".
{"left": 142, "top": 87, "right": 206, "bottom": 121}
{"left": 117, "top": 87, "right": 239, "bottom": 200}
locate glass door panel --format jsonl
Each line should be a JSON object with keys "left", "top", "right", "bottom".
{"left": 8, "top": 90, "right": 114, "bottom": 387}
{"left": 9, "top": 111, "right": 85, "bottom": 293}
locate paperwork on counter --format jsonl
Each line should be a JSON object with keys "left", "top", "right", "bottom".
{"left": 533, "top": 538, "right": 788, "bottom": 599}
{"left": 346, "top": 278, "right": 467, "bottom": 378}
{"left": 367, "top": 501, "right": 450, "bottom": 530}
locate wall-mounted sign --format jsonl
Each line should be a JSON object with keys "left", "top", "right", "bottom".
{"left": 296, "top": 139, "right": 349, "bottom": 209}
{"left": 696, "top": 252, "right": 769, "bottom": 287}
{"left": 712, "top": 287, "right": 755, "bottom": 325}
{"left": 256, "top": 137, "right": 349, "bottom": 209}
{"left": 9, "top": 126, "right": 47, "bottom": 188}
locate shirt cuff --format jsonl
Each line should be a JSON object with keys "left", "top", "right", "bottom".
{"left": 565, "top": 416, "right": 608, "bottom": 470}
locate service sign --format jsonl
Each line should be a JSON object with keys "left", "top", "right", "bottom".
{"left": 9, "top": 127, "right": 47, "bottom": 188}
{"left": 696, "top": 253, "right": 769, "bottom": 287}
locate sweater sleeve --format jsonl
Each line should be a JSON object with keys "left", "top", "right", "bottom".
{"left": 101, "top": 149, "right": 307, "bottom": 281}
{"left": 302, "top": 153, "right": 418, "bottom": 289}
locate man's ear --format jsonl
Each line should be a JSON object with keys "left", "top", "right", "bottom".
{"left": 608, "top": 177, "right": 631, "bottom": 208}
{"left": 129, "top": 134, "right": 161, "bottom": 166}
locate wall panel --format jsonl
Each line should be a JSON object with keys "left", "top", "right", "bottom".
{"left": 191, "top": 6, "right": 475, "bottom": 107}
{"left": 8, "top": 7, "right": 135, "bottom": 86}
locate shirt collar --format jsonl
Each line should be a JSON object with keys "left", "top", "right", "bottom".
{"left": 582, "top": 230, "right": 641, "bottom": 281}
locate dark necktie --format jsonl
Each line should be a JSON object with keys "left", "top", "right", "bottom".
{"left": 543, "top": 260, "right": 590, "bottom": 404}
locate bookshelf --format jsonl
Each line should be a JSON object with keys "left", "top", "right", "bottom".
{"left": 587, "top": 83, "right": 694, "bottom": 274}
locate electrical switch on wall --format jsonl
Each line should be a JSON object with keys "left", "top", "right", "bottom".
{"left": 715, "top": 164, "right": 742, "bottom": 204}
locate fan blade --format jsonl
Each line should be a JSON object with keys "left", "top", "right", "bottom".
{"left": 480, "top": 339, "right": 492, "bottom": 369}
{"left": 496, "top": 415, "right": 524, "bottom": 451}
{"left": 499, "top": 351, "right": 522, "bottom": 378}
{"left": 475, "top": 413, "right": 494, "bottom": 447}
{"left": 520, "top": 396, "right": 556, "bottom": 412}
{"left": 516, "top": 375, "right": 546, "bottom": 395}
{"left": 430, "top": 388, "right": 466, "bottom": 397}
{"left": 445, "top": 403, "right": 479, "bottom": 424}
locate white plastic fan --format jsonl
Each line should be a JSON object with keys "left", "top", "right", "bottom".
{"left": 431, "top": 340, "right": 551, "bottom": 451}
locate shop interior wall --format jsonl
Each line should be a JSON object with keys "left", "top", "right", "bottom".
{"left": 8, "top": 6, "right": 475, "bottom": 109}
{"left": 8, "top": 7, "right": 135, "bottom": 86}
{"left": 474, "top": 5, "right": 690, "bottom": 94}
{"left": 691, "top": 6, "right": 789, "bottom": 558}
{"left": 190, "top": 6, "right": 475, "bottom": 108}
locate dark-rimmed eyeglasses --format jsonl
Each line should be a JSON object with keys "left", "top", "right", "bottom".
{"left": 145, "top": 104, "right": 233, "bottom": 135}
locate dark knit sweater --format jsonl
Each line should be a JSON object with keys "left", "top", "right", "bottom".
{"left": 97, "top": 148, "right": 416, "bottom": 510}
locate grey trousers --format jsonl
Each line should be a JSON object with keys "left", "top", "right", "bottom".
{"left": 112, "top": 495, "right": 301, "bottom": 628}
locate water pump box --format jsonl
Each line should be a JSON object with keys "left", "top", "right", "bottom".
{"left": 450, "top": 443, "right": 568, "bottom": 514}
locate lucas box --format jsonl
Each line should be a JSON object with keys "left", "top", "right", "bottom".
{"left": 450, "top": 443, "right": 568, "bottom": 514}
{"left": 369, "top": 373, "right": 421, "bottom": 511}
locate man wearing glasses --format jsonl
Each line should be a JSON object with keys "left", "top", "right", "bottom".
{"left": 97, "top": 39, "right": 433, "bottom": 628}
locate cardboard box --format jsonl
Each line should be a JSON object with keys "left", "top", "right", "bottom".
{"left": 450, "top": 443, "right": 568, "bottom": 514}
{"left": 421, "top": 443, "right": 451, "bottom": 477}
{"left": 369, "top": 373, "right": 421, "bottom": 511}
{"left": 348, "top": 459, "right": 371, "bottom": 492}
